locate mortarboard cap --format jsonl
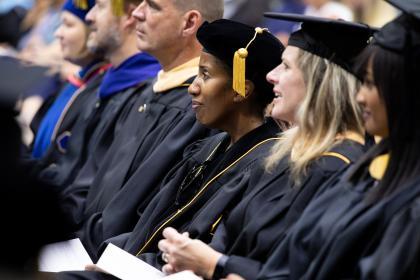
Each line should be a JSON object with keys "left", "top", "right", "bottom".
{"left": 373, "top": 0, "right": 420, "bottom": 53}
{"left": 197, "top": 19, "right": 284, "bottom": 98}
{"left": 62, "top": 0, "right": 96, "bottom": 22}
{"left": 264, "top": 13, "right": 376, "bottom": 75}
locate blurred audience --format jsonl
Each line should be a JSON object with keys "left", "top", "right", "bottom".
{"left": 224, "top": 0, "right": 271, "bottom": 26}
{"left": 263, "top": 0, "right": 397, "bottom": 45}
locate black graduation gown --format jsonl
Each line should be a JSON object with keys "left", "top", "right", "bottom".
{"left": 300, "top": 175, "right": 420, "bottom": 280}
{"left": 104, "top": 119, "right": 281, "bottom": 267}
{"left": 358, "top": 195, "right": 420, "bottom": 280}
{"left": 256, "top": 154, "right": 420, "bottom": 280}
{"left": 67, "top": 78, "right": 213, "bottom": 256}
{"left": 256, "top": 166, "right": 376, "bottom": 280}
{"left": 35, "top": 81, "right": 146, "bottom": 189}
{"left": 208, "top": 140, "right": 366, "bottom": 279}
{"left": 29, "top": 61, "right": 108, "bottom": 141}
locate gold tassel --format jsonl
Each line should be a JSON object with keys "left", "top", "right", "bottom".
{"left": 232, "top": 27, "right": 266, "bottom": 97}
{"left": 111, "top": 0, "right": 125, "bottom": 16}
{"left": 233, "top": 48, "right": 248, "bottom": 97}
{"left": 73, "top": 0, "right": 88, "bottom": 9}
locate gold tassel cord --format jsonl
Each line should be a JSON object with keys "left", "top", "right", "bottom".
{"left": 73, "top": 0, "right": 88, "bottom": 9}
{"left": 232, "top": 27, "right": 267, "bottom": 97}
{"left": 112, "top": 0, "right": 125, "bottom": 16}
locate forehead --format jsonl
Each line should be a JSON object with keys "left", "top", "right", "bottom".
{"left": 199, "top": 51, "right": 230, "bottom": 74}
{"left": 283, "top": 46, "right": 300, "bottom": 62}
{"left": 199, "top": 51, "right": 219, "bottom": 67}
{"left": 61, "top": 10, "right": 82, "bottom": 22}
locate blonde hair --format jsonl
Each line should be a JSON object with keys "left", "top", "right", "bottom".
{"left": 266, "top": 49, "right": 364, "bottom": 184}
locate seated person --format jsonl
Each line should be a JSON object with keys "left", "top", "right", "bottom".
{"left": 157, "top": 13, "right": 375, "bottom": 280}
{"left": 58, "top": 18, "right": 284, "bottom": 279}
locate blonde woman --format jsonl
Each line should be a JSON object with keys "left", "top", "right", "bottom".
{"left": 158, "top": 14, "right": 375, "bottom": 280}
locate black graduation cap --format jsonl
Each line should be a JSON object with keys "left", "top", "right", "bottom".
{"left": 197, "top": 19, "right": 284, "bottom": 97}
{"left": 373, "top": 0, "right": 420, "bottom": 53}
{"left": 264, "top": 13, "right": 376, "bottom": 74}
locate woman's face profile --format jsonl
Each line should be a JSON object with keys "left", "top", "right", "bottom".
{"left": 356, "top": 60, "right": 389, "bottom": 137}
{"left": 267, "top": 46, "right": 306, "bottom": 124}
{"left": 55, "top": 11, "right": 89, "bottom": 62}
{"left": 188, "top": 51, "right": 235, "bottom": 129}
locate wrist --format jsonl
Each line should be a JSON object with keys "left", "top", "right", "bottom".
{"left": 209, "top": 253, "right": 228, "bottom": 280}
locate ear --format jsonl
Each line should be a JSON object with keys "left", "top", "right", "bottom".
{"left": 181, "top": 10, "right": 202, "bottom": 37}
{"left": 122, "top": 3, "right": 138, "bottom": 29}
{"left": 233, "top": 80, "right": 255, "bottom": 102}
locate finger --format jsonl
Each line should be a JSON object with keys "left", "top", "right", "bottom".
{"left": 85, "top": 264, "right": 97, "bottom": 271}
{"left": 162, "top": 227, "right": 181, "bottom": 241}
{"left": 162, "top": 263, "right": 176, "bottom": 274}
{"left": 163, "top": 227, "right": 189, "bottom": 246}
{"left": 84, "top": 264, "right": 107, "bottom": 273}
{"left": 182, "top": 232, "right": 190, "bottom": 238}
{"left": 223, "top": 274, "right": 245, "bottom": 280}
{"left": 158, "top": 239, "right": 170, "bottom": 253}
{"left": 161, "top": 252, "right": 169, "bottom": 263}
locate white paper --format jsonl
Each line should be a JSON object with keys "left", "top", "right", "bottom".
{"left": 38, "top": 238, "right": 93, "bottom": 272}
{"left": 162, "top": 271, "right": 202, "bottom": 280}
{"left": 96, "top": 243, "right": 165, "bottom": 280}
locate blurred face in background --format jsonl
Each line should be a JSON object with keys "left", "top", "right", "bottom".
{"left": 55, "top": 11, "right": 91, "bottom": 64}
{"left": 267, "top": 46, "right": 306, "bottom": 124}
{"left": 85, "top": 0, "right": 122, "bottom": 56}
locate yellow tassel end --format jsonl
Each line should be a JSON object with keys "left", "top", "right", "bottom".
{"left": 231, "top": 27, "right": 268, "bottom": 97}
{"left": 73, "top": 0, "right": 88, "bottom": 9}
{"left": 233, "top": 48, "right": 248, "bottom": 97}
{"left": 111, "top": 0, "right": 125, "bottom": 16}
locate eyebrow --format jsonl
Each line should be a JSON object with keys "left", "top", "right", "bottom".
{"left": 146, "top": 0, "right": 161, "bottom": 10}
{"left": 281, "top": 56, "right": 291, "bottom": 65}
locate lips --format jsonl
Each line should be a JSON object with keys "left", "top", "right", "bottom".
{"left": 192, "top": 100, "right": 203, "bottom": 110}
{"left": 362, "top": 109, "right": 371, "bottom": 121}
{"left": 273, "top": 93, "right": 282, "bottom": 102}
{"left": 273, "top": 89, "right": 282, "bottom": 98}
{"left": 136, "top": 28, "right": 145, "bottom": 37}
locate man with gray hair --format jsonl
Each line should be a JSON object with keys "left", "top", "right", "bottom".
{"left": 58, "top": 0, "right": 224, "bottom": 270}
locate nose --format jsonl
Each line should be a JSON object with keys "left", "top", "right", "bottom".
{"left": 132, "top": 1, "right": 146, "bottom": 21}
{"left": 85, "top": 5, "right": 96, "bottom": 25}
{"left": 266, "top": 65, "right": 280, "bottom": 85}
{"left": 188, "top": 78, "right": 201, "bottom": 96}
{"left": 356, "top": 86, "right": 366, "bottom": 106}
{"left": 54, "top": 25, "right": 63, "bottom": 40}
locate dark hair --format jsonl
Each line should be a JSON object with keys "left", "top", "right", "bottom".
{"left": 351, "top": 43, "right": 420, "bottom": 202}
